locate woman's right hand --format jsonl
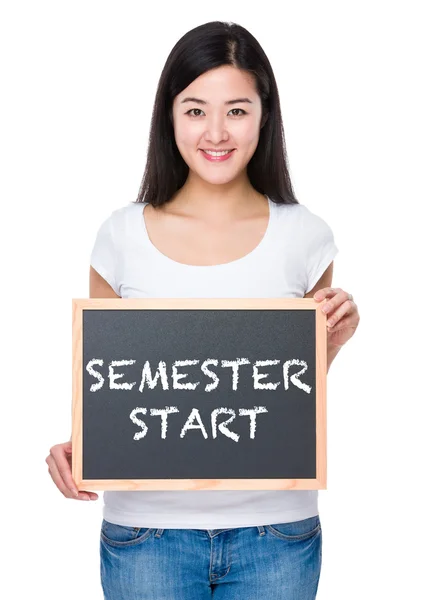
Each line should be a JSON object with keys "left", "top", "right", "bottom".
{"left": 46, "top": 441, "right": 98, "bottom": 501}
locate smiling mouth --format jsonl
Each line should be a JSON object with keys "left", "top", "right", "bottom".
{"left": 200, "top": 149, "right": 235, "bottom": 156}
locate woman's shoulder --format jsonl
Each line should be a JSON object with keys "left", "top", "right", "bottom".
{"left": 269, "top": 200, "right": 335, "bottom": 245}
{"left": 93, "top": 202, "right": 145, "bottom": 245}
{"left": 269, "top": 198, "right": 308, "bottom": 225}
{"left": 270, "top": 199, "right": 320, "bottom": 217}
{"left": 101, "top": 201, "right": 145, "bottom": 227}
{"left": 273, "top": 200, "right": 332, "bottom": 229}
{"left": 112, "top": 200, "right": 145, "bottom": 217}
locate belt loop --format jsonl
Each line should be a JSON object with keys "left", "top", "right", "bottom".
{"left": 257, "top": 525, "right": 266, "bottom": 536}
{"left": 155, "top": 528, "right": 164, "bottom": 538}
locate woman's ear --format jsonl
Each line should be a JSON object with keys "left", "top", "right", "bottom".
{"left": 260, "top": 112, "right": 269, "bottom": 129}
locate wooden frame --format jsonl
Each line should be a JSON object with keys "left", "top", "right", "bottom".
{"left": 72, "top": 298, "right": 327, "bottom": 491}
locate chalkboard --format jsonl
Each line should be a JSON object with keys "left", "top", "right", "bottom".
{"left": 72, "top": 298, "right": 327, "bottom": 491}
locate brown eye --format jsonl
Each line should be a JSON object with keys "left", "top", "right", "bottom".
{"left": 229, "top": 108, "right": 247, "bottom": 117}
{"left": 186, "top": 108, "right": 204, "bottom": 117}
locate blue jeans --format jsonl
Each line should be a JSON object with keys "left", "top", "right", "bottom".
{"left": 100, "top": 515, "right": 322, "bottom": 599}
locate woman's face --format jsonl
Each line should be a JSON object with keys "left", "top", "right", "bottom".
{"left": 172, "top": 65, "right": 264, "bottom": 185}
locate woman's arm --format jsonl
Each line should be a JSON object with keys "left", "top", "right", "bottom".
{"left": 89, "top": 265, "right": 121, "bottom": 299}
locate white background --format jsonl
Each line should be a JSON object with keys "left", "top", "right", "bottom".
{"left": 1, "top": 1, "right": 432, "bottom": 597}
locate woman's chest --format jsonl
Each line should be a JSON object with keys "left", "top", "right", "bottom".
{"left": 118, "top": 240, "right": 306, "bottom": 300}
{"left": 143, "top": 204, "right": 269, "bottom": 267}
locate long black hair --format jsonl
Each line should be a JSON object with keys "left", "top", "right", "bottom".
{"left": 135, "top": 21, "right": 299, "bottom": 207}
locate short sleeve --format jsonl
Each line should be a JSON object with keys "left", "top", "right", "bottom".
{"left": 90, "top": 213, "right": 120, "bottom": 295}
{"left": 303, "top": 207, "right": 339, "bottom": 294}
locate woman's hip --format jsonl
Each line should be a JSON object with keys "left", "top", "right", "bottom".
{"left": 100, "top": 515, "right": 322, "bottom": 600}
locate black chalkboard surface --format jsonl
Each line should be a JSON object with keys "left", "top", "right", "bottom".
{"left": 72, "top": 298, "right": 327, "bottom": 491}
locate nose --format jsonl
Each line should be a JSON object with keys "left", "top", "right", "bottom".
{"left": 203, "top": 115, "right": 230, "bottom": 145}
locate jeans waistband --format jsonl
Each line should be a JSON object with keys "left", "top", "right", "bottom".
{"left": 153, "top": 526, "right": 267, "bottom": 538}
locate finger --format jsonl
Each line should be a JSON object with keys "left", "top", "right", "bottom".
{"left": 61, "top": 445, "right": 97, "bottom": 497}
{"left": 49, "top": 445, "right": 79, "bottom": 497}
{"left": 328, "top": 315, "right": 356, "bottom": 332}
{"left": 46, "top": 454, "right": 76, "bottom": 499}
{"left": 76, "top": 488, "right": 99, "bottom": 501}
{"left": 76, "top": 490, "right": 98, "bottom": 501}
{"left": 327, "top": 303, "right": 352, "bottom": 328}
{"left": 321, "top": 289, "right": 353, "bottom": 316}
{"left": 47, "top": 456, "right": 97, "bottom": 500}
{"left": 83, "top": 491, "right": 99, "bottom": 501}
{"left": 314, "top": 287, "right": 339, "bottom": 301}
{"left": 60, "top": 446, "right": 99, "bottom": 500}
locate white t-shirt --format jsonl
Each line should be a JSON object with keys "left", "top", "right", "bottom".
{"left": 90, "top": 194, "right": 339, "bottom": 529}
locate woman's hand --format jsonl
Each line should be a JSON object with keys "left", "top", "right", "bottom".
{"left": 46, "top": 441, "right": 98, "bottom": 501}
{"left": 314, "top": 287, "right": 360, "bottom": 349}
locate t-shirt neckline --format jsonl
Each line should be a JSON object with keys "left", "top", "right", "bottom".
{"left": 139, "top": 194, "right": 274, "bottom": 269}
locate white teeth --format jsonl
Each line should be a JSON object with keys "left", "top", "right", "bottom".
{"left": 203, "top": 150, "right": 232, "bottom": 157}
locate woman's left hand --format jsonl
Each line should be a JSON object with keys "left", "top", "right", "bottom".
{"left": 314, "top": 287, "right": 360, "bottom": 349}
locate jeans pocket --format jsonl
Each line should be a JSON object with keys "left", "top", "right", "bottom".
{"left": 265, "top": 515, "right": 321, "bottom": 542}
{"left": 100, "top": 518, "right": 154, "bottom": 548}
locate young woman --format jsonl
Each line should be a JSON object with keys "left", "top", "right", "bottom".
{"left": 46, "top": 20, "right": 359, "bottom": 600}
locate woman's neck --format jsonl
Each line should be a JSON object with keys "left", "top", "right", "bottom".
{"left": 168, "top": 178, "right": 266, "bottom": 220}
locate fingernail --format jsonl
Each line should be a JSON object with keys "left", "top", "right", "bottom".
{"left": 71, "top": 488, "right": 79, "bottom": 497}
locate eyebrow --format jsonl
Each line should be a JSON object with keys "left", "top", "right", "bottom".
{"left": 180, "top": 97, "right": 253, "bottom": 106}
